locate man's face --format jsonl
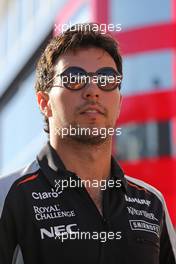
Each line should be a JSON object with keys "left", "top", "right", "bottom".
{"left": 40, "top": 47, "right": 122, "bottom": 144}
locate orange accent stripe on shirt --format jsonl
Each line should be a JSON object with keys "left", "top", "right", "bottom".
{"left": 127, "top": 180, "right": 149, "bottom": 194}
{"left": 18, "top": 174, "right": 38, "bottom": 186}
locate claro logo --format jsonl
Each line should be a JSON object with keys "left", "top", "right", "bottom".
{"left": 40, "top": 224, "right": 78, "bottom": 239}
{"left": 32, "top": 188, "right": 63, "bottom": 200}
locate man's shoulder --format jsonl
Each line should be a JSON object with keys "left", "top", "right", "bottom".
{"left": 0, "top": 163, "right": 39, "bottom": 264}
{"left": 124, "top": 174, "right": 167, "bottom": 209}
{"left": 0, "top": 160, "right": 40, "bottom": 190}
{"left": 125, "top": 175, "right": 176, "bottom": 258}
{"left": 124, "top": 174, "right": 164, "bottom": 202}
{"left": 0, "top": 160, "right": 40, "bottom": 215}
{"left": 124, "top": 174, "right": 173, "bottom": 226}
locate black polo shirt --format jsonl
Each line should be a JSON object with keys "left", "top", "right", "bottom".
{"left": 0, "top": 142, "right": 175, "bottom": 264}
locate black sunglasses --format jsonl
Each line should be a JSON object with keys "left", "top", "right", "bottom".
{"left": 47, "top": 66, "right": 122, "bottom": 91}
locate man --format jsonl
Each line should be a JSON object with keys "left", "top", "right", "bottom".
{"left": 0, "top": 23, "right": 175, "bottom": 264}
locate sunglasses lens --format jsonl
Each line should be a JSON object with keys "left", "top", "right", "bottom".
{"left": 59, "top": 67, "right": 122, "bottom": 91}
{"left": 96, "top": 68, "right": 122, "bottom": 91}
{"left": 61, "top": 67, "right": 87, "bottom": 90}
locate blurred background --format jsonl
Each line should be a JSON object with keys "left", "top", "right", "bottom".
{"left": 0, "top": 0, "right": 175, "bottom": 226}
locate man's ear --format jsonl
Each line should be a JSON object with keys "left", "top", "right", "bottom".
{"left": 117, "top": 93, "right": 123, "bottom": 118}
{"left": 119, "top": 93, "right": 123, "bottom": 108}
{"left": 36, "top": 91, "right": 52, "bottom": 117}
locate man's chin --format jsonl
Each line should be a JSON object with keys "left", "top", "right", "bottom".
{"left": 68, "top": 134, "right": 110, "bottom": 145}
{"left": 54, "top": 122, "right": 114, "bottom": 145}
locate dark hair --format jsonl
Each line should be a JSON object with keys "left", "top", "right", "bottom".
{"left": 35, "top": 22, "right": 123, "bottom": 133}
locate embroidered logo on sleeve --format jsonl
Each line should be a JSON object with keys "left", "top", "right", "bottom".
{"left": 129, "top": 220, "right": 160, "bottom": 237}
{"left": 125, "top": 195, "right": 151, "bottom": 206}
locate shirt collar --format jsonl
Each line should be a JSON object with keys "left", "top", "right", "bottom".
{"left": 110, "top": 155, "right": 128, "bottom": 193}
{"left": 37, "top": 141, "right": 127, "bottom": 193}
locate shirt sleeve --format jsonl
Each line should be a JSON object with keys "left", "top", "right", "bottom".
{"left": 159, "top": 209, "right": 176, "bottom": 263}
{"left": 0, "top": 187, "right": 18, "bottom": 264}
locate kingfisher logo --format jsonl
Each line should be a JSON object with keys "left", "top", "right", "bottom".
{"left": 40, "top": 224, "right": 78, "bottom": 239}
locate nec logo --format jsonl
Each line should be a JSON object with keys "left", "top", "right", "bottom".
{"left": 40, "top": 224, "right": 78, "bottom": 239}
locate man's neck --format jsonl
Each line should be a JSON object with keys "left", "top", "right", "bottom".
{"left": 50, "top": 137, "right": 112, "bottom": 182}
{"left": 50, "top": 136, "right": 112, "bottom": 215}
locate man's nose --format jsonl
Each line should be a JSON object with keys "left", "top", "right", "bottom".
{"left": 81, "top": 81, "right": 101, "bottom": 100}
